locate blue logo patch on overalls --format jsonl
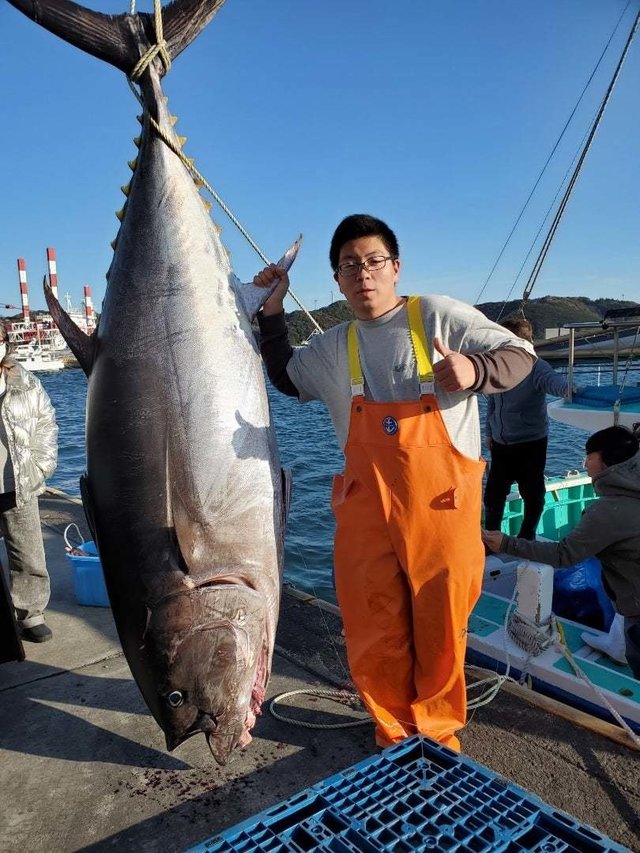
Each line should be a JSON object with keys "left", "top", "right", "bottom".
{"left": 382, "top": 416, "right": 399, "bottom": 435}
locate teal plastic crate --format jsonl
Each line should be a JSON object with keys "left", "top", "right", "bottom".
{"left": 188, "top": 735, "right": 626, "bottom": 852}
{"left": 65, "top": 541, "right": 110, "bottom": 607}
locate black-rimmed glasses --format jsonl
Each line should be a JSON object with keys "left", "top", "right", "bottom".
{"left": 336, "top": 255, "right": 396, "bottom": 277}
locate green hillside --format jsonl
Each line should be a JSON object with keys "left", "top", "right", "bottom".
{"left": 284, "top": 295, "right": 640, "bottom": 345}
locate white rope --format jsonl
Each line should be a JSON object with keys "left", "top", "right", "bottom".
{"left": 122, "top": 1, "right": 322, "bottom": 334}
{"left": 552, "top": 619, "right": 640, "bottom": 748}
{"left": 269, "top": 688, "right": 370, "bottom": 729}
{"left": 465, "top": 576, "right": 520, "bottom": 710}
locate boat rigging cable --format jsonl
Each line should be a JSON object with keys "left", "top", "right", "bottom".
{"left": 472, "top": 0, "right": 638, "bottom": 313}
{"left": 127, "top": 0, "right": 324, "bottom": 335}
{"left": 515, "top": 5, "right": 640, "bottom": 318}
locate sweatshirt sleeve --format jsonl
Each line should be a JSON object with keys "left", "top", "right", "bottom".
{"left": 499, "top": 501, "right": 619, "bottom": 568}
{"left": 532, "top": 359, "right": 570, "bottom": 397}
{"left": 467, "top": 346, "right": 536, "bottom": 394}
{"left": 256, "top": 311, "right": 300, "bottom": 398}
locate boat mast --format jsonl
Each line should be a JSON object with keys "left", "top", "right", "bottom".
{"left": 520, "top": 7, "right": 640, "bottom": 311}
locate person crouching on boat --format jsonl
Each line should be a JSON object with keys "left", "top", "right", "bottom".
{"left": 0, "top": 322, "right": 58, "bottom": 643}
{"left": 253, "top": 213, "right": 536, "bottom": 752}
{"left": 483, "top": 425, "right": 640, "bottom": 678}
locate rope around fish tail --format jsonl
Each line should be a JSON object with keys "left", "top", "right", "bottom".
{"left": 125, "top": 0, "right": 323, "bottom": 334}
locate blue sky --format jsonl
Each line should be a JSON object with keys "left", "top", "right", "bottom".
{"left": 1, "top": 0, "right": 638, "bottom": 317}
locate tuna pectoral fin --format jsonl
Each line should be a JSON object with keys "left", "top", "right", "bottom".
{"left": 44, "top": 279, "right": 95, "bottom": 376}
{"left": 235, "top": 235, "right": 303, "bottom": 322}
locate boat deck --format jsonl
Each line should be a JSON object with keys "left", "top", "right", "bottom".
{"left": 0, "top": 491, "right": 638, "bottom": 851}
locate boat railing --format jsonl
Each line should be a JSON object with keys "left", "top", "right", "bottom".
{"left": 561, "top": 316, "right": 640, "bottom": 402}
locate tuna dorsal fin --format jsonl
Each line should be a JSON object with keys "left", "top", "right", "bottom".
{"left": 43, "top": 278, "right": 96, "bottom": 377}
{"left": 235, "top": 236, "right": 303, "bottom": 323}
{"left": 7, "top": 0, "right": 227, "bottom": 75}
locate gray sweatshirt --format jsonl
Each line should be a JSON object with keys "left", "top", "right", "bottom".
{"left": 500, "top": 450, "right": 640, "bottom": 616}
{"left": 281, "top": 295, "right": 535, "bottom": 459}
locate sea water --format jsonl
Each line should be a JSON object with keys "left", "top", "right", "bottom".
{"left": 39, "top": 360, "right": 639, "bottom": 599}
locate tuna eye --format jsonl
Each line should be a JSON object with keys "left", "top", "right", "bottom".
{"left": 166, "top": 690, "right": 184, "bottom": 708}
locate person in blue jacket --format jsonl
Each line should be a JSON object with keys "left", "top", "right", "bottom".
{"left": 483, "top": 317, "right": 572, "bottom": 539}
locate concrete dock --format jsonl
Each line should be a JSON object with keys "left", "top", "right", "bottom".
{"left": 0, "top": 491, "right": 638, "bottom": 852}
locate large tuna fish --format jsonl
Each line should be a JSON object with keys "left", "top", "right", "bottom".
{"left": 8, "top": 0, "right": 298, "bottom": 764}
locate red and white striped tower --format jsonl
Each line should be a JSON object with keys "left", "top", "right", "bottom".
{"left": 83, "top": 286, "right": 95, "bottom": 329}
{"left": 46, "top": 247, "right": 59, "bottom": 301}
{"left": 17, "top": 258, "right": 30, "bottom": 322}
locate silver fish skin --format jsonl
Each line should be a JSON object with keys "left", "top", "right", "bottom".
{"left": 8, "top": 0, "right": 299, "bottom": 764}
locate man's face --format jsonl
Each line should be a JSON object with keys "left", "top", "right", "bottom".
{"left": 334, "top": 236, "right": 400, "bottom": 320}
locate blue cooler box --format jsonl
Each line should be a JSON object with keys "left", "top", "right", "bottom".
{"left": 65, "top": 541, "right": 110, "bottom": 607}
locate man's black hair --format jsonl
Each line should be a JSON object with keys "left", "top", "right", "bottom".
{"left": 329, "top": 214, "right": 399, "bottom": 271}
{"left": 585, "top": 425, "right": 639, "bottom": 467}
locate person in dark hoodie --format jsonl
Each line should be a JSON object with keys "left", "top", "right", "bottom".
{"left": 483, "top": 317, "right": 573, "bottom": 539}
{"left": 482, "top": 424, "right": 640, "bottom": 677}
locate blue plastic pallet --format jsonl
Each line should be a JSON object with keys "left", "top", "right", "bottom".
{"left": 187, "top": 736, "right": 627, "bottom": 852}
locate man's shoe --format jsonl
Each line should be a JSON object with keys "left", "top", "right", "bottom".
{"left": 21, "top": 623, "right": 53, "bottom": 643}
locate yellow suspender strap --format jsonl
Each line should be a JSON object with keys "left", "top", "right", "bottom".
{"left": 406, "top": 296, "right": 435, "bottom": 395}
{"left": 347, "top": 298, "right": 434, "bottom": 399}
{"left": 347, "top": 322, "right": 364, "bottom": 398}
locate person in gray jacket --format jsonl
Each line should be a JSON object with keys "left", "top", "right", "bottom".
{"left": 483, "top": 317, "right": 571, "bottom": 539}
{"left": 0, "top": 323, "right": 58, "bottom": 642}
{"left": 482, "top": 425, "right": 640, "bottom": 678}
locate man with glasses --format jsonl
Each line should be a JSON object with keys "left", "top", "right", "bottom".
{"left": 0, "top": 322, "right": 58, "bottom": 643}
{"left": 254, "top": 213, "right": 535, "bottom": 752}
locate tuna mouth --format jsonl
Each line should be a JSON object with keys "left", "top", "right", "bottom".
{"left": 206, "top": 724, "right": 252, "bottom": 766}
{"left": 193, "top": 576, "right": 253, "bottom": 589}
{"left": 165, "top": 712, "right": 217, "bottom": 751}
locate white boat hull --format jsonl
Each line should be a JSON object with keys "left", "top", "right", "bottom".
{"left": 15, "top": 355, "right": 65, "bottom": 372}
{"left": 468, "top": 587, "right": 640, "bottom": 734}
{"left": 548, "top": 398, "right": 640, "bottom": 432}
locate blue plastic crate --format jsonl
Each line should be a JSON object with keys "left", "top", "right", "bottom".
{"left": 187, "top": 736, "right": 627, "bottom": 852}
{"left": 65, "top": 541, "right": 110, "bottom": 607}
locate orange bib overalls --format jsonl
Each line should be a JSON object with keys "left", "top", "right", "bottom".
{"left": 331, "top": 296, "right": 485, "bottom": 751}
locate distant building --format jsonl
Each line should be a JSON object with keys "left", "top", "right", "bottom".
{"left": 544, "top": 327, "right": 564, "bottom": 340}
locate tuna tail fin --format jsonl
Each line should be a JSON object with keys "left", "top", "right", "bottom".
{"left": 235, "top": 235, "right": 303, "bottom": 323}
{"left": 44, "top": 278, "right": 96, "bottom": 376}
{"left": 7, "top": 0, "right": 226, "bottom": 76}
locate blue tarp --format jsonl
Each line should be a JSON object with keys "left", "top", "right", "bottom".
{"left": 553, "top": 555, "right": 615, "bottom": 631}
{"left": 573, "top": 385, "right": 640, "bottom": 408}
